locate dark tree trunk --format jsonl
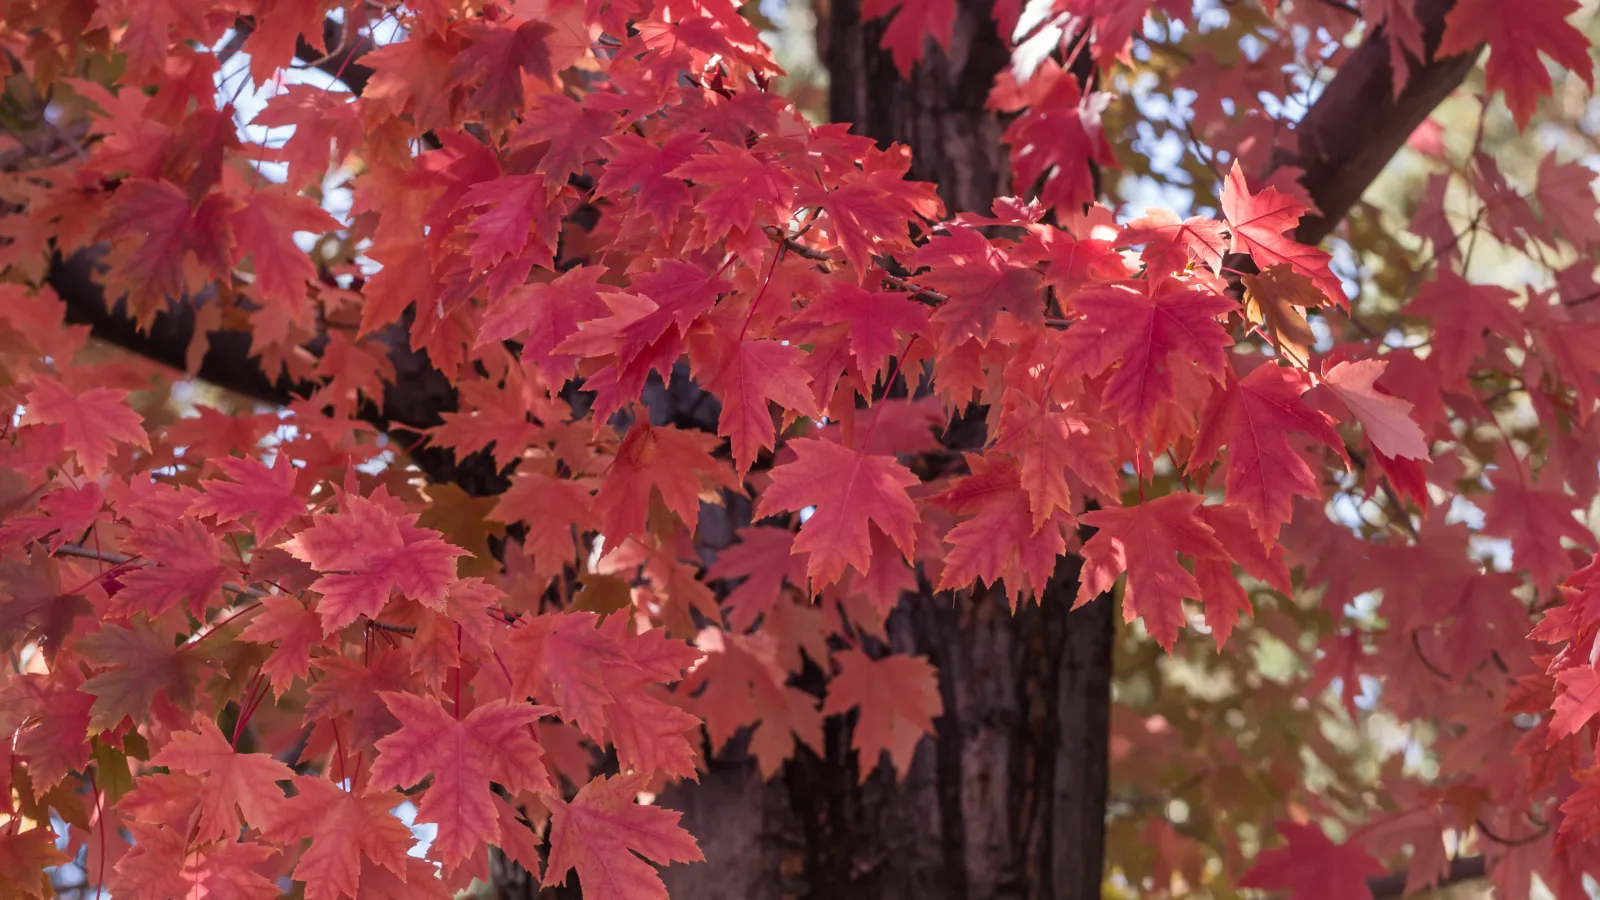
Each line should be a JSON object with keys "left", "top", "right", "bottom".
{"left": 657, "top": 4, "right": 1117, "bottom": 899}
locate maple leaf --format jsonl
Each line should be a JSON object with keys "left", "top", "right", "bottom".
{"left": 697, "top": 334, "right": 820, "bottom": 475}
{"left": 107, "top": 518, "right": 234, "bottom": 620}
{"left": 230, "top": 185, "right": 339, "bottom": 321}
{"left": 0, "top": 826, "right": 68, "bottom": 899}
{"left": 1117, "top": 209, "right": 1228, "bottom": 277}
{"left": 148, "top": 718, "right": 294, "bottom": 843}
{"left": 79, "top": 621, "right": 219, "bottom": 729}
{"left": 755, "top": 438, "right": 921, "bottom": 588}
{"left": 822, "top": 649, "right": 942, "bottom": 782}
{"left": 238, "top": 595, "right": 324, "bottom": 696}
{"left": 188, "top": 454, "right": 307, "bottom": 543}
{"left": 911, "top": 226, "right": 1043, "bottom": 345}
{"left": 594, "top": 422, "right": 738, "bottom": 544}
{"left": 1239, "top": 820, "right": 1385, "bottom": 900}
{"left": 505, "top": 612, "right": 701, "bottom": 778}
{"left": 97, "top": 179, "right": 235, "bottom": 324}
{"left": 1190, "top": 364, "right": 1348, "bottom": 544}
{"left": 1551, "top": 666, "right": 1600, "bottom": 743}
{"left": 815, "top": 166, "right": 942, "bottom": 279}
{"left": 281, "top": 489, "right": 469, "bottom": 633}
{"left": 931, "top": 452, "right": 1071, "bottom": 604}
{"left": 23, "top": 377, "right": 149, "bottom": 477}
{"left": 990, "top": 61, "right": 1117, "bottom": 214}
{"left": 1400, "top": 272, "right": 1524, "bottom": 388}
{"left": 455, "top": 173, "right": 560, "bottom": 269}
{"left": 1054, "top": 278, "right": 1234, "bottom": 438}
{"left": 1077, "top": 493, "right": 1230, "bottom": 650}
{"left": 1319, "top": 360, "right": 1430, "bottom": 461}
{"left": 670, "top": 141, "right": 800, "bottom": 244}
{"left": 476, "top": 264, "right": 611, "bottom": 384}
{"left": 513, "top": 91, "right": 619, "bottom": 182}
{"left": 110, "top": 824, "right": 281, "bottom": 900}
{"left": 597, "top": 132, "right": 702, "bottom": 225}
{"left": 489, "top": 471, "right": 596, "bottom": 583}
{"left": 1482, "top": 461, "right": 1594, "bottom": 592}
{"left": 705, "top": 526, "right": 809, "bottom": 632}
{"left": 1535, "top": 154, "right": 1600, "bottom": 249}
{"left": 368, "top": 693, "right": 553, "bottom": 868}
{"left": 792, "top": 281, "right": 928, "bottom": 382}
{"left": 252, "top": 84, "right": 364, "bottom": 189}
{"left": 860, "top": 0, "right": 956, "bottom": 75}
{"left": 449, "top": 19, "right": 558, "bottom": 121}
{"left": 1438, "top": 0, "right": 1593, "bottom": 130}
{"left": 265, "top": 776, "right": 415, "bottom": 900}
{"left": 1241, "top": 264, "right": 1322, "bottom": 369}
{"left": 1221, "top": 162, "right": 1345, "bottom": 306}
{"left": 544, "top": 772, "right": 704, "bottom": 899}
{"left": 991, "top": 393, "right": 1119, "bottom": 528}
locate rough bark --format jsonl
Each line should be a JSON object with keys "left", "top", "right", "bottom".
{"left": 664, "top": 4, "right": 1116, "bottom": 899}
{"left": 824, "top": 0, "right": 1013, "bottom": 214}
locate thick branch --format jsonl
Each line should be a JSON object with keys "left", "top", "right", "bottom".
{"left": 1288, "top": 0, "right": 1484, "bottom": 243}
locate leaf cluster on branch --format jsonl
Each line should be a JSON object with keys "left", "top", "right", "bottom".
{"left": 0, "top": 0, "right": 1597, "bottom": 898}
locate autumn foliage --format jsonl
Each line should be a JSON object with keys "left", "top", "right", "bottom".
{"left": 0, "top": 0, "right": 1598, "bottom": 898}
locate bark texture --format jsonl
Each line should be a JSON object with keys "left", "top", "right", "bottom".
{"left": 664, "top": 4, "right": 1116, "bottom": 899}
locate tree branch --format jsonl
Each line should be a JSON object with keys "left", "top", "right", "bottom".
{"left": 1287, "top": 0, "right": 1484, "bottom": 244}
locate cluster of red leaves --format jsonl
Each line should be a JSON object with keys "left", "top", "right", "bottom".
{"left": 0, "top": 0, "right": 1596, "bottom": 898}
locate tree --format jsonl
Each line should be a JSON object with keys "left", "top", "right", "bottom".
{"left": 0, "top": 1, "right": 1598, "bottom": 899}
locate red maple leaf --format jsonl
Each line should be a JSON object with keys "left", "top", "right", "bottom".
{"left": 1117, "top": 209, "right": 1229, "bottom": 277}
{"left": 1438, "top": 0, "right": 1593, "bottom": 130}
{"left": 229, "top": 185, "right": 339, "bottom": 322}
{"left": 860, "top": 0, "right": 956, "bottom": 76}
{"left": 79, "top": 621, "right": 219, "bottom": 729}
{"left": 107, "top": 519, "right": 234, "bottom": 620}
{"left": 931, "top": 452, "right": 1071, "bottom": 604}
{"left": 989, "top": 61, "right": 1117, "bottom": 214}
{"left": 755, "top": 438, "right": 921, "bottom": 588}
{"left": 1077, "top": 493, "right": 1230, "bottom": 650}
{"left": 281, "top": 488, "right": 468, "bottom": 633}
{"left": 110, "top": 824, "right": 280, "bottom": 900}
{"left": 264, "top": 775, "right": 415, "bottom": 900}
{"left": 448, "top": 19, "right": 558, "bottom": 121}
{"left": 543, "top": 772, "right": 704, "bottom": 899}
{"left": 593, "top": 422, "right": 738, "bottom": 544}
{"left": 505, "top": 612, "right": 701, "bottom": 779}
{"left": 23, "top": 377, "right": 149, "bottom": 477}
{"left": 238, "top": 595, "right": 326, "bottom": 696}
{"left": 1399, "top": 272, "right": 1524, "bottom": 388}
{"left": 1054, "top": 278, "right": 1234, "bottom": 439}
{"left": 1191, "top": 364, "right": 1348, "bottom": 544}
{"left": 821, "top": 649, "right": 942, "bottom": 781}
{"left": 696, "top": 333, "right": 819, "bottom": 475}
{"left": 148, "top": 718, "right": 295, "bottom": 843}
{"left": 792, "top": 281, "right": 927, "bottom": 386}
{"left": 1220, "top": 162, "right": 1345, "bottom": 306}
{"left": 0, "top": 826, "right": 68, "bottom": 899}
{"left": 1319, "top": 359, "right": 1430, "bottom": 461}
{"left": 476, "top": 265, "right": 611, "bottom": 385}
{"left": 188, "top": 454, "right": 307, "bottom": 543}
{"left": 1482, "top": 459, "right": 1594, "bottom": 592}
{"left": 912, "top": 225, "right": 1044, "bottom": 345}
{"left": 1551, "top": 665, "right": 1600, "bottom": 743}
{"left": 1239, "top": 820, "right": 1386, "bottom": 900}
{"left": 367, "top": 694, "right": 553, "bottom": 868}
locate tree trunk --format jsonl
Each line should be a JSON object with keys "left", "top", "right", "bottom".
{"left": 657, "top": 4, "right": 1117, "bottom": 899}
